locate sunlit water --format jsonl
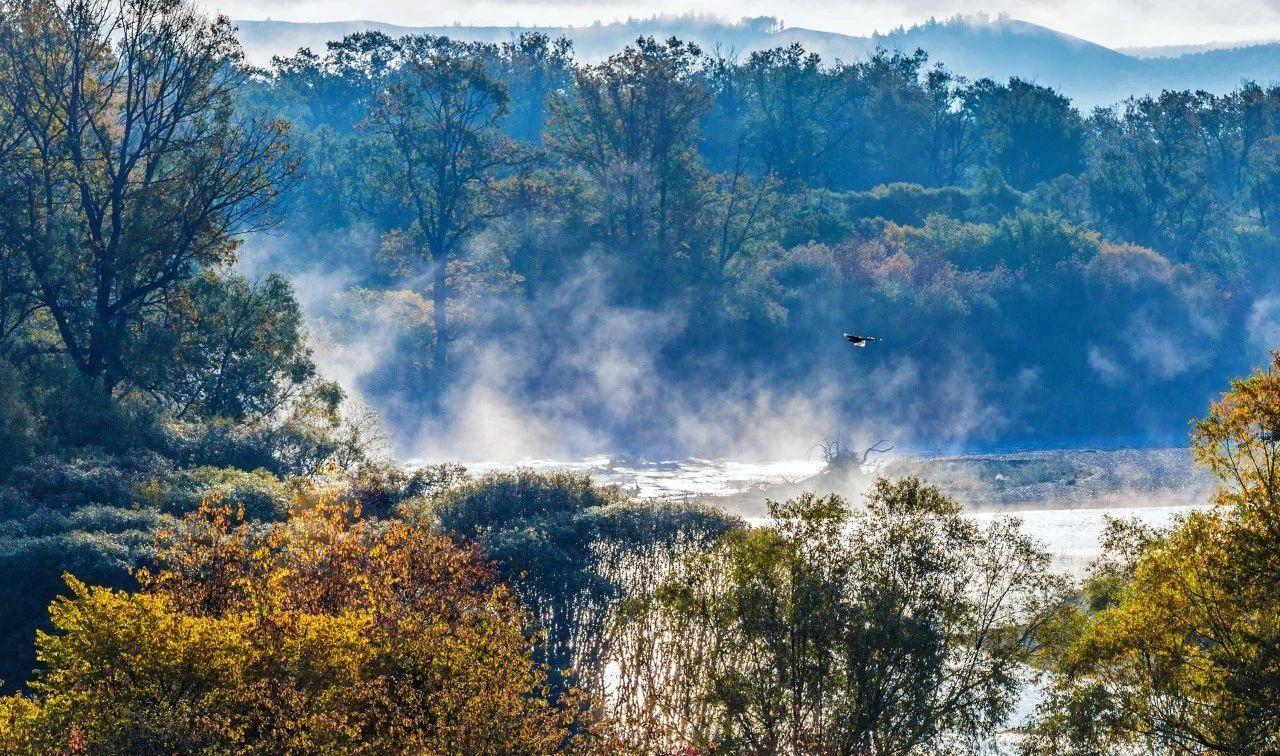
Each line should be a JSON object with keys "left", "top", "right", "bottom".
{"left": 968, "top": 503, "right": 1206, "bottom": 572}
{"left": 453, "top": 455, "right": 1209, "bottom": 573}
{"left": 462, "top": 455, "right": 827, "bottom": 499}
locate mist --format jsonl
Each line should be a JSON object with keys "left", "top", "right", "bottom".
{"left": 206, "top": 0, "right": 1280, "bottom": 51}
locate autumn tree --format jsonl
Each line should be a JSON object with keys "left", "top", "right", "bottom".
{"left": 1025, "top": 352, "right": 1280, "bottom": 754}
{"left": 0, "top": 490, "right": 593, "bottom": 753}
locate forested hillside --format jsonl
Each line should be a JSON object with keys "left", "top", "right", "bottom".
{"left": 236, "top": 14, "right": 1280, "bottom": 107}
{"left": 233, "top": 29, "right": 1280, "bottom": 458}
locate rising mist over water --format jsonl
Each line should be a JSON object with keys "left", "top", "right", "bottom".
{"left": 228, "top": 17, "right": 1280, "bottom": 463}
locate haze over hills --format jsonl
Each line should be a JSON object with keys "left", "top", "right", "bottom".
{"left": 1118, "top": 39, "right": 1280, "bottom": 58}
{"left": 235, "top": 14, "right": 1280, "bottom": 108}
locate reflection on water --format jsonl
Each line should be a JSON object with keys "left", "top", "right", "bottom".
{"left": 453, "top": 454, "right": 1208, "bottom": 574}
{"left": 462, "top": 455, "right": 827, "bottom": 499}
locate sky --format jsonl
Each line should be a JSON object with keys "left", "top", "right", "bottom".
{"left": 205, "top": 0, "right": 1280, "bottom": 50}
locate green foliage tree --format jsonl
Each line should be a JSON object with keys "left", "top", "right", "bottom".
{"left": 1247, "top": 134, "right": 1280, "bottom": 235}
{"left": 494, "top": 32, "right": 575, "bottom": 143}
{"left": 148, "top": 272, "right": 316, "bottom": 423}
{"left": 368, "top": 35, "right": 522, "bottom": 381}
{"left": 923, "top": 65, "right": 978, "bottom": 186}
{"left": 963, "top": 77, "right": 1084, "bottom": 189}
{"left": 418, "top": 469, "right": 739, "bottom": 697}
{"left": 0, "top": 0, "right": 295, "bottom": 397}
{"left": 547, "top": 36, "right": 712, "bottom": 300}
{"left": 1086, "top": 92, "right": 1220, "bottom": 262}
{"left": 612, "top": 479, "right": 1065, "bottom": 754}
{"left": 741, "top": 44, "right": 833, "bottom": 186}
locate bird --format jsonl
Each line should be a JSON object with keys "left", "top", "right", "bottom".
{"left": 843, "top": 332, "right": 878, "bottom": 348}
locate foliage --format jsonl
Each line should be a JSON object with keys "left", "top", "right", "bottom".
{"left": 0, "top": 450, "right": 308, "bottom": 690}
{"left": 1024, "top": 352, "right": 1280, "bottom": 753}
{"left": 0, "top": 492, "right": 593, "bottom": 753}
{"left": 417, "top": 469, "right": 739, "bottom": 695}
{"left": 0, "top": 0, "right": 296, "bottom": 397}
{"left": 246, "top": 28, "right": 1280, "bottom": 447}
{"left": 156, "top": 273, "right": 316, "bottom": 423}
{"left": 366, "top": 34, "right": 524, "bottom": 381}
{"left": 0, "top": 0, "right": 351, "bottom": 476}
{"left": 609, "top": 480, "right": 1066, "bottom": 754}
{"left": 547, "top": 36, "right": 713, "bottom": 301}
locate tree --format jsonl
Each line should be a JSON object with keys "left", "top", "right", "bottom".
{"left": 420, "top": 469, "right": 739, "bottom": 698}
{"left": 1084, "top": 92, "right": 1218, "bottom": 262}
{"left": 0, "top": 0, "right": 294, "bottom": 397}
{"left": 494, "top": 32, "right": 575, "bottom": 143}
{"left": 369, "top": 35, "right": 520, "bottom": 382}
{"left": 0, "top": 89, "right": 35, "bottom": 358}
{"left": 1247, "top": 134, "right": 1280, "bottom": 235}
{"left": 964, "top": 77, "right": 1083, "bottom": 189}
{"left": 269, "top": 31, "right": 399, "bottom": 133}
{"left": 0, "top": 491, "right": 593, "bottom": 753}
{"left": 741, "top": 44, "right": 834, "bottom": 186}
{"left": 547, "top": 36, "right": 712, "bottom": 300}
{"left": 842, "top": 49, "right": 935, "bottom": 189}
{"left": 923, "top": 65, "right": 977, "bottom": 186}
{"left": 155, "top": 272, "right": 316, "bottom": 423}
{"left": 614, "top": 479, "right": 1065, "bottom": 754}
{"left": 1025, "top": 353, "right": 1280, "bottom": 754}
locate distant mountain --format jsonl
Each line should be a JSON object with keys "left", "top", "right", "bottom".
{"left": 232, "top": 16, "right": 776, "bottom": 64}
{"left": 1118, "top": 39, "right": 1280, "bottom": 59}
{"left": 233, "top": 15, "right": 1280, "bottom": 109}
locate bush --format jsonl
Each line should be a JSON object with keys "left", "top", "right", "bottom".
{"left": 0, "top": 495, "right": 594, "bottom": 753}
{"left": 0, "top": 453, "right": 298, "bottom": 691}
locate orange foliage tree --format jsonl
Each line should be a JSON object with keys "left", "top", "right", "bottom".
{"left": 0, "top": 491, "right": 595, "bottom": 753}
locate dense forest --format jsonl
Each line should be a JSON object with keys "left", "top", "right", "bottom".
{"left": 231, "top": 20, "right": 1280, "bottom": 458}
{"left": 3, "top": 0, "right": 1280, "bottom": 752}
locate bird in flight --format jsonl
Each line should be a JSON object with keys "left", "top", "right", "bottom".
{"left": 844, "top": 332, "right": 878, "bottom": 348}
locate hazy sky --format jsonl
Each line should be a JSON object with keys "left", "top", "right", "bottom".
{"left": 206, "top": 0, "right": 1280, "bottom": 49}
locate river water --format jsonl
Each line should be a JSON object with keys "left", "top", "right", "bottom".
{"left": 458, "top": 454, "right": 1209, "bottom": 574}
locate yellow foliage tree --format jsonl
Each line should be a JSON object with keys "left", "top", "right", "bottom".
{"left": 0, "top": 492, "right": 592, "bottom": 754}
{"left": 1026, "top": 352, "right": 1280, "bottom": 753}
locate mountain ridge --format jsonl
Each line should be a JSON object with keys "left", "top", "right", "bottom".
{"left": 234, "top": 15, "right": 1280, "bottom": 108}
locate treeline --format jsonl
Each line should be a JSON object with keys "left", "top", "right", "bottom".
{"left": 240, "top": 26, "right": 1280, "bottom": 448}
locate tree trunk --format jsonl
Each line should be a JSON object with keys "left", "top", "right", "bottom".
{"left": 431, "top": 256, "right": 449, "bottom": 382}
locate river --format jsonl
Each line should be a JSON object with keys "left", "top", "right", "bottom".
{"left": 458, "top": 452, "right": 1210, "bottom": 574}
